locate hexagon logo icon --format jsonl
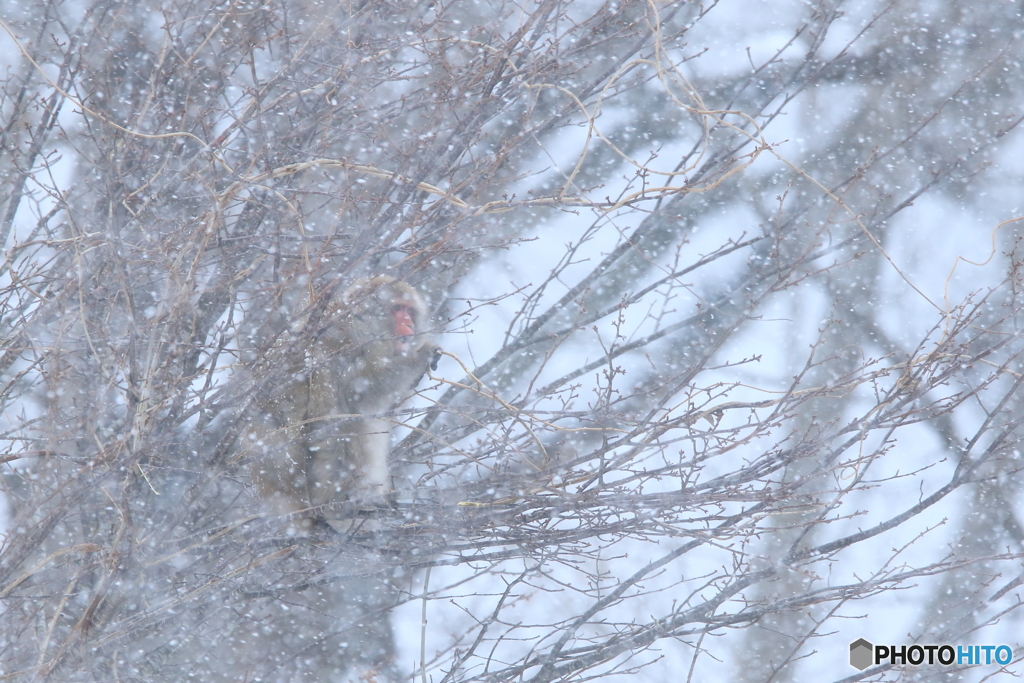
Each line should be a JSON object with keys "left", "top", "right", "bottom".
{"left": 850, "top": 638, "right": 873, "bottom": 671}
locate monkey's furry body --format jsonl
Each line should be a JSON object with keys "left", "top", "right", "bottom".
{"left": 245, "top": 276, "right": 437, "bottom": 525}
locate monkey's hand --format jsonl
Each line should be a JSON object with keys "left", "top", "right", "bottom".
{"left": 427, "top": 345, "right": 442, "bottom": 371}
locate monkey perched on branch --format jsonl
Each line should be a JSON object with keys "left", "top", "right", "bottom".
{"left": 245, "top": 276, "right": 440, "bottom": 529}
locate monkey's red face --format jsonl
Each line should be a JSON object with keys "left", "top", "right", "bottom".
{"left": 392, "top": 303, "right": 416, "bottom": 352}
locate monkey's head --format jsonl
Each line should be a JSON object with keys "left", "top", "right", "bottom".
{"left": 308, "top": 275, "right": 438, "bottom": 409}
{"left": 335, "top": 276, "right": 429, "bottom": 354}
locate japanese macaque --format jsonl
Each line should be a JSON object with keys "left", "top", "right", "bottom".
{"left": 245, "top": 276, "right": 439, "bottom": 529}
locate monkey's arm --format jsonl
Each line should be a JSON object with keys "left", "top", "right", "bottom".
{"left": 245, "top": 357, "right": 314, "bottom": 517}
